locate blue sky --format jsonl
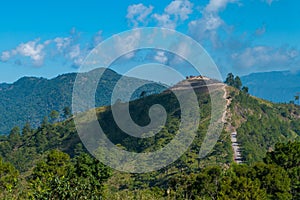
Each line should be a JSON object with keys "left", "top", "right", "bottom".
{"left": 0, "top": 0, "right": 300, "bottom": 83}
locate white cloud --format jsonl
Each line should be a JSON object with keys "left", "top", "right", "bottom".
{"left": 1, "top": 39, "right": 46, "bottom": 66}
{"left": 231, "top": 46, "right": 299, "bottom": 72}
{"left": 91, "top": 30, "right": 103, "bottom": 48}
{"left": 151, "top": 0, "right": 193, "bottom": 29}
{"left": 17, "top": 40, "right": 45, "bottom": 64}
{"left": 205, "top": 0, "right": 238, "bottom": 13}
{"left": 176, "top": 42, "right": 190, "bottom": 58}
{"left": 152, "top": 13, "right": 177, "bottom": 29}
{"left": 165, "top": 0, "right": 193, "bottom": 21}
{"left": 54, "top": 37, "right": 72, "bottom": 53}
{"left": 154, "top": 51, "right": 168, "bottom": 63}
{"left": 0, "top": 29, "right": 104, "bottom": 68}
{"left": 188, "top": 0, "right": 237, "bottom": 45}
{"left": 73, "top": 56, "right": 84, "bottom": 67}
{"left": 68, "top": 44, "right": 81, "bottom": 59}
{"left": 114, "top": 30, "right": 141, "bottom": 59}
{"left": 126, "top": 3, "right": 154, "bottom": 27}
{"left": 0, "top": 51, "right": 11, "bottom": 62}
{"left": 188, "top": 14, "right": 224, "bottom": 49}
{"left": 190, "top": 13, "right": 223, "bottom": 32}
{"left": 186, "top": 0, "right": 300, "bottom": 75}
{"left": 126, "top": 1, "right": 193, "bottom": 29}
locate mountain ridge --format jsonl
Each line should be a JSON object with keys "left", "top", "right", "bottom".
{"left": 241, "top": 70, "right": 300, "bottom": 103}
{"left": 0, "top": 68, "right": 166, "bottom": 134}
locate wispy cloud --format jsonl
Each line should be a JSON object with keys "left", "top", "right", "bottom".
{"left": 255, "top": 24, "right": 266, "bottom": 36}
{"left": 0, "top": 39, "right": 47, "bottom": 66}
{"left": 152, "top": 13, "right": 177, "bottom": 29}
{"left": 152, "top": 0, "right": 193, "bottom": 29}
{"left": 1, "top": 51, "right": 12, "bottom": 62}
{"left": 154, "top": 51, "right": 168, "bottom": 63}
{"left": 126, "top": 3, "right": 154, "bottom": 27}
{"left": 113, "top": 29, "right": 141, "bottom": 59}
{"left": 126, "top": 0, "right": 193, "bottom": 29}
{"left": 231, "top": 46, "right": 299, "bottom": 71}
{"left": 262, "top": 0, "right": 278, "bottom": 5}
{"left": 186, "top": 0, "right": 300, "bottom": 74}
{"left": 91, "top": 31, "right": 103, "bottom": 48}
{"left": 205, "top": 0, "right": 238, "bottom": 13}
{"left": 188, "top": 0, "right": 238, "bottom": 46}
{"left": 164, "top": 0, "right": 193, "bottom": 21}
{"left": 0, "top": 28, "right": 103, "bottom": 68}
{"left": 1, "top": 0, "right": 296, "bottom": 76}
{"left": 124, "top": 0, "right": 298, "bottom": 75}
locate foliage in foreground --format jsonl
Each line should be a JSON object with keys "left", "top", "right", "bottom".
{"left": 0, "top": 141, "right": 299, "bottom": 199}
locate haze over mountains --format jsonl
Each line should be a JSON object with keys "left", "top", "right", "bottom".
{"left": 241, "top": 71, "right": 300, "bottom": 103}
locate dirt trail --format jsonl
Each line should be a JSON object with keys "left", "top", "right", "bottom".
{"left": 172, "top": 78, "right": 243, "bottom": 164}
{"left": 221, "top": 85, "right": 243, "bottom": 164}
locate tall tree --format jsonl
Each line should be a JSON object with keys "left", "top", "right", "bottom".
{"left": 50, "top": 110, "right": 59, "bottom": 122}
{"left": 250, "top": 163, "right": 292, "bottom": 200}
{"left": 264, "top": 142, "right": 300, "bottom": 199}
{"left": 193, "top": 166, "right": 223, "bottom": 199}
{"left": 29, "top": 150, "right": 71, "bottom": 199}
{"left": 234, "top": 76, "right": 242, "bottom": 90}
{"left": 22, "top": 122, "right": 32, "bottom": 139}
{"left": 70, "top": 153, "right": 112, "bottom": 199}
{"left": 242, "top": 86, "right": 249, "bottom": 94}
{"left": 295, "top": 94, "right": 300, "bottom": 105}
{"left": 63, "top": 107, "right": 71, "bottom": 119}
{"left": 8, "top": 126, "right": 21, "bottom": 147}
{"left": 219, "top": 176, "right": 267, "bottom": 200}
{"left": 0, "top": 157, "right": 19, "bottom": 194}
{"left": 225, "top": 73, "right": 235, "bottom": 86}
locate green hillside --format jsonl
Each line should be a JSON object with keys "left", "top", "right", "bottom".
{"left": 0, "top": 77, "right": 299, "bottom": 199}
{"left": 229, "top": 87, "right": 300, "bottom": 163}
{"left": 0, "top": 68, "right": 165, "bottom": 134}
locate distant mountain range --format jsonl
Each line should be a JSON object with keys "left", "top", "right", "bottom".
{"left": 241, "top": 71, "right": 300, "bottom": 103}
{"left": 1, "top": 69, "right": 299, "bottom": 134}
{"left": 0, "top": 68, "right": 166, "bottom": 134}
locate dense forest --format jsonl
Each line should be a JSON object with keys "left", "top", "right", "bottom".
{"left": 0, "top": 75, "right": 299, "bottom": 199}
{"left": 0, "top": 121, "right": 299, "bottom": 199}
{"left": 0, "top": 68, "right": 165, "bottom": 134}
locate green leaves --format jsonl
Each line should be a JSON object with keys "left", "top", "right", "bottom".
{"left": 265, "top": 141, "right": 300, "bottom": 169}
{"left": 28, "top": 150, "right": 111, "bottom": 199}
{"left": 225, "top": 73, "right": 243, "bottom": 90}
{"left": 265, "top": 142, "right": 300, "bottom": 199}
{"left": 0, "top": 157, "right": 19, "bottom": 194}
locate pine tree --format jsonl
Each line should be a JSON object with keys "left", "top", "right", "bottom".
{"left": 234, "top": 76, "right": 242, "bottom": 90}
{"left": 225, "top": 73, "right": 235, "bottom": 86}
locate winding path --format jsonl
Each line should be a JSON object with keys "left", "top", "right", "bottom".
{"left": 172, "top": 77, "right": 243, "bottom": 164}
{"left": 221, "top": 85, "right": 243, "bottom": 164}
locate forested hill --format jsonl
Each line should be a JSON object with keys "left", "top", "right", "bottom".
{"left": 0, "top": 76, "right": 299, "bottom": 199}
{"left": 0, "top": 68, "right": 166, "bottom": 134}
{"left": 228, "top": 86, "right": 300, "bottom": 163}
